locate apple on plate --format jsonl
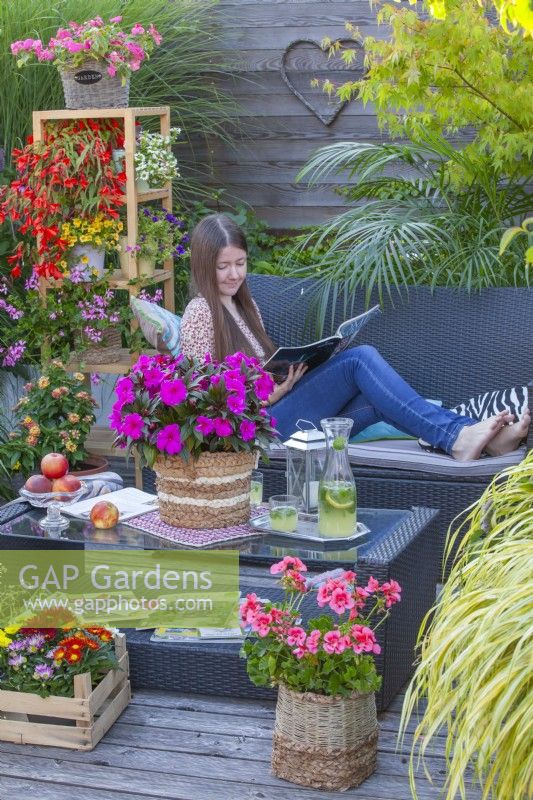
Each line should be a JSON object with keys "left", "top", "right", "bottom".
{"left": 24, "top": 474, "right": 53, "bottom": 494}
{"left": 90, "top": 500, "right": 119, "bottom": 529}
{"left": 41, "top": 453, "right": 69, "bottom": 480}
{"left": 51, "top": 474, "right": 82, "bottom": 494}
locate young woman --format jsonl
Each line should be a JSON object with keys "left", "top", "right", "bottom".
{"left": 180, "top": 214, "right": 530, "bottom": 461}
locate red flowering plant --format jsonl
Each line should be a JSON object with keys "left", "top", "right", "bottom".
{"left": 110, "top": 351, "right": 279, "bottom": 466}
{"left": 0, "top": 624, "right": 118, "bottom": 699}
{"left": 240, "top": 557, "right": 402, "bottom": 697}
{"left": 0, "top": 118, "right": 125, "bottom": 280}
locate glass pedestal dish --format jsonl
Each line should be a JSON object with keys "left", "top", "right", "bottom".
{"left": 18, "top": 484, "right": 88, "bottom": 535}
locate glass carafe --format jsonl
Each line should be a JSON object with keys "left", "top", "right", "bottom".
{"left": 318, "top": 417, "right": 357, "bottom": 538}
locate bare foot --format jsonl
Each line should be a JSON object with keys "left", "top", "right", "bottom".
{"left": 485, "top": 408, "right": 531, "bottom": 456}
{"left": 452, "top": 412, "right": 513, "bottom": 461}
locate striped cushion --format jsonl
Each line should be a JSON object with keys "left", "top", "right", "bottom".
{"left": 130, "top": 296, "right": 181, "bottom": 357}
{"left": 450, "top": 385, "right": 529, "bottom": 420}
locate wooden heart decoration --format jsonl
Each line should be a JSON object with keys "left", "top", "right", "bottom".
{"left": 281, "top": 39, "right": 363, "bottom": 126}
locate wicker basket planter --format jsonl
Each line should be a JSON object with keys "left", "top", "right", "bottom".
{"left": 59, "top": 60, "right": 130, "bottom": 109}
{"left": 154, "top": 450, "right": 255, "bottom": 529}
{"left": 271, "top": 684, "right": 379, "bottom": 791}
{"left": 73, "top": 327, "right": 122, "bottom": 365}
{"left": 0, "top": 634, "right": 130, "bottom": 751}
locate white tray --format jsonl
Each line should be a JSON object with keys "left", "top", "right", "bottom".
{"left": 250, "top": 514, "right": 370, "bottom": 545}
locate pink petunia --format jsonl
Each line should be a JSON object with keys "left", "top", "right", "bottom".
{"left": 195, "top": 416, "right": 215, "bottom": 436}
{"left": 160, "top": 378, "right": 187, "bottom": 406}
{"left": 270, "top": 555, "right": 307, "bottom": 575}
{"left": 122, "top": 413, "right": 144, "bottom": 440}
{"left": 227, "top": 393, "right": 245, "bottom": 414}
{"left": 156, "top": 423, "right": 183, "bottom": 455}
{"left": 239, "top": 419, "right": 256, "bottom": 441}
{"left": 214, "top": 418, "right": 233, "bottom": 437}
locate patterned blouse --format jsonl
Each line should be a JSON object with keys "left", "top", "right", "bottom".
{"left": 180, "top": 296, "right": 267, "bottom": 362}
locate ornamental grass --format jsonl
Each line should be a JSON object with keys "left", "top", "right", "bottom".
{"left": 400, "top": 450, "right": 533, "bottom": 800}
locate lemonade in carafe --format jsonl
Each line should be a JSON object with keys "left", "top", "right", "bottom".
{"left": 318, "top": 418, "right": 357, "bottom": 538}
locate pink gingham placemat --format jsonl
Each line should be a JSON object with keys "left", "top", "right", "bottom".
{"left": 123, "top": 506, "right": 268, "bottom": 547}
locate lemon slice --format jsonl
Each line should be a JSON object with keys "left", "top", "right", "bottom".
{"left": 325, "top": 491, "right": 353, "bottom": 510}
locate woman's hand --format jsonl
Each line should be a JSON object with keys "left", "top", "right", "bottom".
{"left": 267, "top": 363, "right": 307, "bottom": 405}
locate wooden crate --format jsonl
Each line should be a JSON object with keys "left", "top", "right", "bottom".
{"left": 0, "top": 634, "right": 130, "bottom": 751}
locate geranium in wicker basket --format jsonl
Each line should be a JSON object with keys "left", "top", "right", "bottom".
{"left": 110, "top": 351, "right": 278, "bottom": 528}
{"left": 240, "top": 558, "right": 402, "bottom": 790}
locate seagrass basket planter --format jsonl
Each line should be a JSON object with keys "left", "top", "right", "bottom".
{"left": 59, "top": 60, "right": 130, "bottom": 109}
{"left": 271, "top": 684, "right": 379, "bottom": 791}
{"left": 73, "top": 327, "right": 122, "bottom": 365}
{"left": 154, "top": 450, "right": 255, "bottom": 529}
{"left": 0, "top": 634, "right": 130, "bottom": 751}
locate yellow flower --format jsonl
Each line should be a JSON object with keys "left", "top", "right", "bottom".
{"left": 12, "top": 461, "right": 21, "bottom": 471}
{"left": 38, "top": 377, "right": 50, "bottom": 389}
{"left": 23, "top": 416, "right": 33, "bottom": 426}
{"left": 73, "top": 219, "right": 82, "bottom": 228}
{"left": 80, "top": 255, "right": 89, "bottom": 264}
{"left": 65, "top": 440, "right": 77, "bottom": 452}
{"left": 4, "top": 625, "right": 20, "bottom": 635}
{"left": 80, "top": 235, "right": 90, "bottom": 243}
{"left": 74, "top": 373, "right": 85, "bottom": 382}
{"left": 0, "top": 631, "right": 13, "bottom": 648}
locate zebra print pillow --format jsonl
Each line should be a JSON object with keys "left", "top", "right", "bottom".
{"left": 450, "top": 385, "right": 529, "bottom": 421}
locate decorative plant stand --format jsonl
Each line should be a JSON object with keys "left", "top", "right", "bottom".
{"left": 0, "top": 634, "right": 130, "bottom": 751}
{"left": 32, "top": 106, "right": 176, "bottom": 488}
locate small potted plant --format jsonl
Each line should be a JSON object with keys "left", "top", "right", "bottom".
{"left": 119, "top": 207, "right": 189, "bottom": 276}
{"left": 0, "top": 360, "right": 100, "bottom": 480}
{"left": 110, "top": 351, "right": 278, "bottom": 528}
{"left": 240, "top": 559, "right": 402, "bottom": 791}
{"left": 11, "top": 16, "right": 162, "bottom": 109}
{"left": 134, "top": 128, "right": 180, "bottom": 191}
{"left": 60, "top": 214, "right": 123, "bottom": 277}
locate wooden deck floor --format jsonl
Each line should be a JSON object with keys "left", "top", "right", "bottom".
{"left": 0, "top": 688, "right": 481, "bottom": 800}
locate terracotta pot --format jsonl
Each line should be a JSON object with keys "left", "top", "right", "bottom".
{"left": 70, "top": 454, "right": 109, "bottom": 477}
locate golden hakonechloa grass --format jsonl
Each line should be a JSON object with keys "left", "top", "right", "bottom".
{"left": 400, "top": 450, "right": 533, "bottom": 800}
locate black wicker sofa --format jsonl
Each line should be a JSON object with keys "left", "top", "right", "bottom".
{"left": 142, "top": 275, "right": 532, "bottom": 574}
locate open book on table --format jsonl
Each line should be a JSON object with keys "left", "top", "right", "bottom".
{"left": 263, "top": 305, "right": 381, "bottom": 378}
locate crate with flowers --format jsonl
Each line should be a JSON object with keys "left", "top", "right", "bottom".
{"left": 60, "top": 214, "right": 124, "bottom": 277}
{"left": 0, "top": 621, "right": 130, "bottom": 750}
{"left": 119, "top": 207, "right": 189, "bottom": 277}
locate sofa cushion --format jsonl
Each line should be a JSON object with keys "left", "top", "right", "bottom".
{"left": 130, "top": 296, "right": 181, "bottom": 357}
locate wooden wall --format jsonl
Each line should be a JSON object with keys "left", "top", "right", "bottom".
{"left": 201, "top": 0, "right": 391, "bottom": 229}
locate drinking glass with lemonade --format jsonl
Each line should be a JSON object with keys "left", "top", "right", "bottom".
{"left": 269, "top": 494, "right": 299, "bottom": 533}
{"left": 318, "top": 418, "right": 357, "bottom": 538}
{"left": 250, "top": 470, "right": 263, "bottom": 507}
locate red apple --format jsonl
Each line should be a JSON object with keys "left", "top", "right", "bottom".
{"left": 51, "top": 475, "right": 81, "bottom": 493}
{"left": 24, "top": 474, "right": 53, "bottom": 493}
{"left": 90, "top": 501, "right": 119, "bottom": 529}
{"left": 41, "top": 453, "right": 69, "bottom": 480}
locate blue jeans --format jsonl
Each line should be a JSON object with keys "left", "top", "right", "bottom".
{"left": 271, "top": 346, "right": 476, "bottom": 454}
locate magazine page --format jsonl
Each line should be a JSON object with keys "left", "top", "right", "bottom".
{"left": 263, "top": 337, "right": 339, "bottom": 378}
{"left": 333, "top": 305, "right": 382, "bottom": 356}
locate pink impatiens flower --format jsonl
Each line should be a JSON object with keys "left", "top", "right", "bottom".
{"left": 156, "top": 423, "right": 183, "bottom": 455}
{"left": 160, "top": 378, "right": 187, "bottom": 406}
{"left": 195, "top": 416, "right": 215, "bottom": 436}
{"left": 214, "top": 418, "right": 233, "bottom": 437}
{"left": 254, "top": 372, "right": 274, "bottom": 401}
{"left": 227, "top": 393, "right": 245, "bottom": 414}
{"left": 239, "top": 419, "right": 256, "bottom": 441}
{"left": 122, "top": 412, "right": 144, "bottom": 440}
{"left": 116, "top": 376, "right": 135, "bottom": 404}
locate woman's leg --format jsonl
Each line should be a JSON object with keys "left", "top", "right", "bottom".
{"left": 271, "top": 346, "right": 505, "bottom": 456}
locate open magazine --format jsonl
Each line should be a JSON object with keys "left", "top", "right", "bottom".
{"left": 263, "top": 304, "right": 381, "bottom": 378}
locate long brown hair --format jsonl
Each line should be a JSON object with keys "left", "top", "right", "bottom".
{"left": 189, "top": 213, "right": 276, "bottom": 362}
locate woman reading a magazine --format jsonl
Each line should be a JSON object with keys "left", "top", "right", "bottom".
{"left": 180, "top": 214, "right": 530, "bottom": 461}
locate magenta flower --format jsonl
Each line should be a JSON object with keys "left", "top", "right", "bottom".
{"left": 305, "top": 629, "right": 321, "bottom": 655}
{"left": 227, "top": 393, "right": 246, "bottom": 414}
{"left": 195, "top": 416, "right": 215, "bottom": 436}
{"left": 224, "top": 369, "right": 246, "bottom": 394}
{"left": 160, "top": 378, "right": 187, "bottom": 406}
{"left": 323, "top": 630, "right": 348, "bottom": 655}
{"left": 214, "top": 418, "right": 233, "bottom": 437}
{"left": 122, "top": 413, "right": 144, "bottom": 440}
{"left": 239, "top": 419, "right": 256, "bottom": 442}
{"left": 270, "top": 556, "right": 307, "bottom": 575}
{"left": 116, "top": 376, "right": 135, "bottom": 403}
{"left": 144, "top": 367, "right": 164, "bottom": 389}
{"left": 156, "top": 423, "right": 183, "bottom": 455}
{"left": 254, "top": 373, "right": 274, "bottom": 401}
{"left": 329, "top": 586, "right": 356, "bottom": 615}
{"left": 108, "top": 404, "right": 123, "bottom": 433}
{"left": 131, "top": 23, "right": 145, "bottom": 35}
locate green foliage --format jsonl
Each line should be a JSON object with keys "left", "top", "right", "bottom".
{"left": 295, "top": 132, "right": 530, "bottom": 323}
{"left": 400, "top": 450, "right": 533, "bottom": 800}
{"left": 0, "top": 360, "right": 97, "bottom": 477}
{"left": 337, "top": 0, "right": 533, "bottom": 181}
{"left": 0, "top": 0, "right": 236, "bottom": 204}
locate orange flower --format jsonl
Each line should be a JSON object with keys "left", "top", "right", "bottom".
{"left": 85, "top": 627, "right": 113, "bottom": 642}
{"left": 53, "top": 647, "right": 66, "bottom": 661}
{"left": 58, "top": 635, "right": 87, "bottom": 651}
{"left": 66, "top": 650, "right": 81, "bottom": 663}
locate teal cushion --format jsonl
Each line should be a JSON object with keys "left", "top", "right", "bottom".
{"left": 350, "top": 399, "right": 442, "bottom": 443}
{"left": 130, "top": 296, "right": 181, "bottom": 357}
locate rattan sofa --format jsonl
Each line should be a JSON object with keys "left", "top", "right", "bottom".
{"left": 141, "top": 276, "right": 531, "bottom": 575}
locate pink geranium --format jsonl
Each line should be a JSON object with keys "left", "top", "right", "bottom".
{"left": 286, "top": 627, "right": 306, "bottom": 647}
{"left": 240, "top": 593, "right": 263, "bottom": 625}
{"left": 329, "top": 586, "right": 356, "bottom": 615}
{"left": 380, "top": 580, "right": 402, "bottom": 607}
{"left": 323, "top": 630, "right": 348, "bottom": 655}
{"left": 270, "top": 556, "right": 307, "bottom": 575}
{"left": 251, "top": 612, "right": 273, "bottom": 638}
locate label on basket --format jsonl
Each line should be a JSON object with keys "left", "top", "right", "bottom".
{"left": 74, "top": 69, "right": 103, "bottom": 84}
